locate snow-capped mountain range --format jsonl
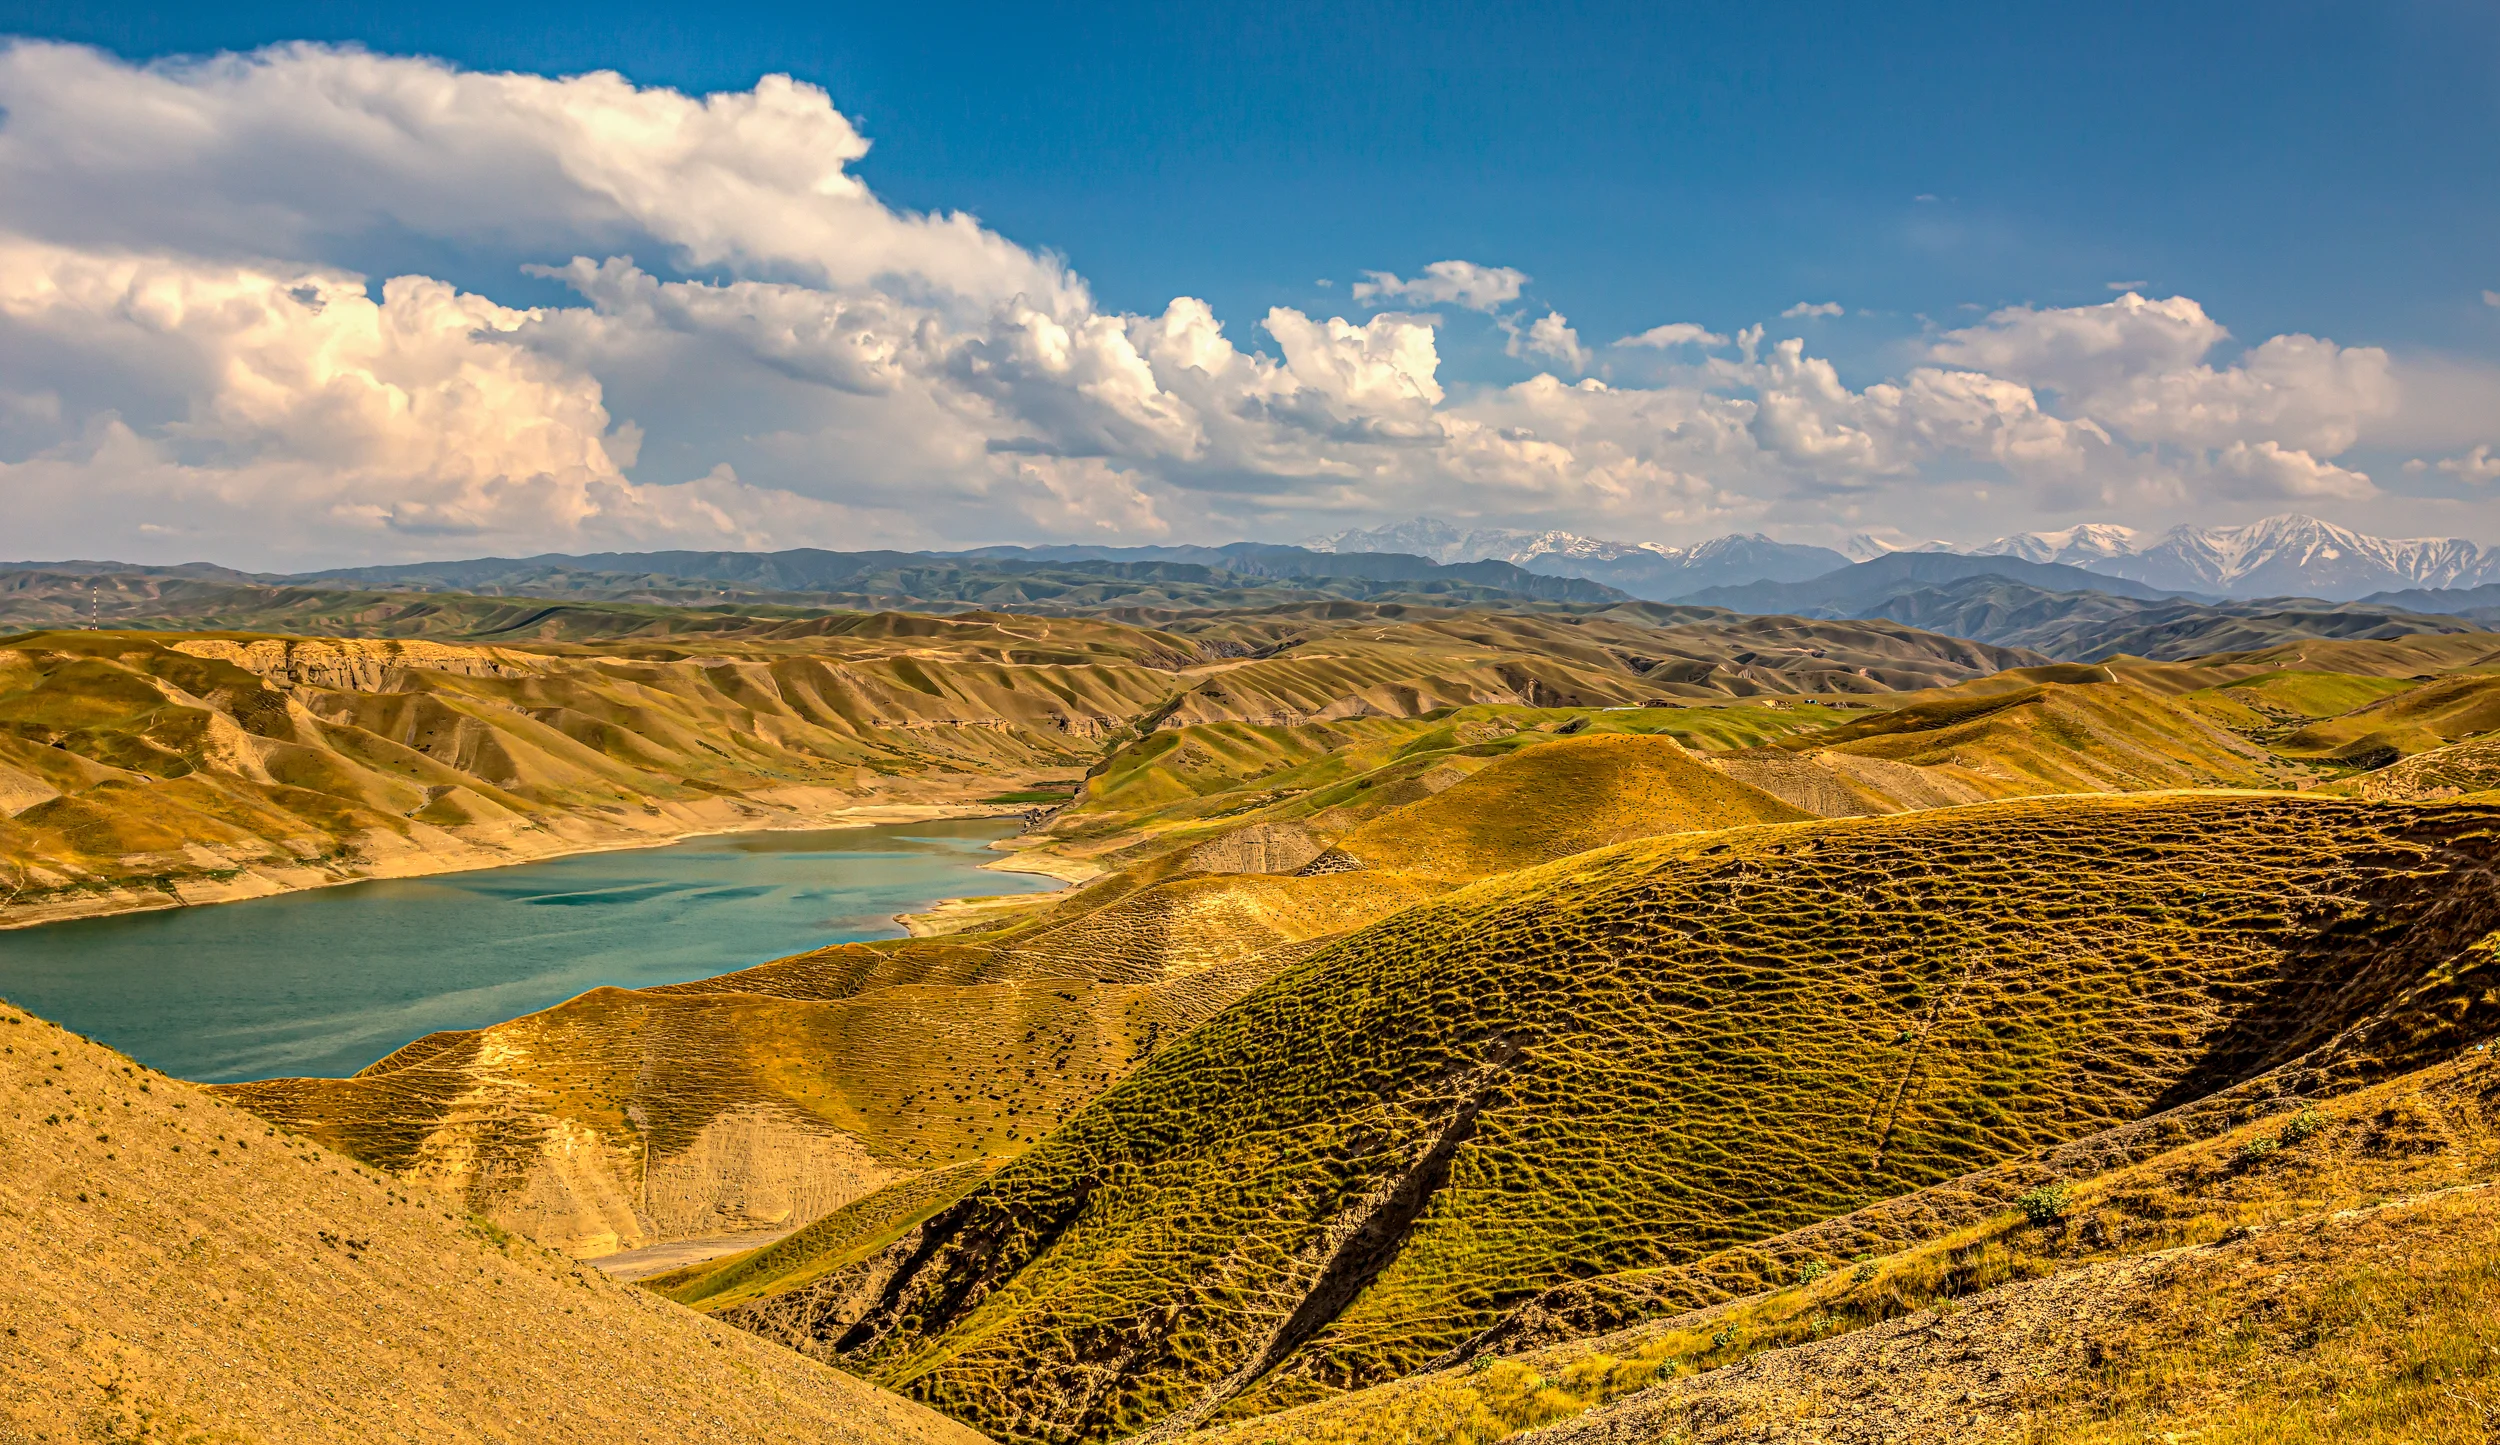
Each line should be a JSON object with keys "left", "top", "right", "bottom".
{"left": 1302, "top": 519, "right": 1851, "bottom": 598}
{"left": 1306, "top": 514, "right": 2500, "bottom": 602}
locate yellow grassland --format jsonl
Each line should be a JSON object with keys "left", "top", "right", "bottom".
{"left": 0, "top": 997, "right": 984, "bottom": 1445}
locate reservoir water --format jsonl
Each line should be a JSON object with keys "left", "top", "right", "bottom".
{"left": 0, "top": 817, "right": 1056, "bottom": 1084}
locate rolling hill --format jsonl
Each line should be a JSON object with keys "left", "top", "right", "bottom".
{"left": 0, "top": 624, "right": 1173, "bottom": 925}
{"left": 736, "top": 792, "right": 2500, "bottom": 1442}
{"left": 0, "top": 996, "right": 984, "bottom": 1445}
{"left": 205, "top": 729, "right": 1838, "bottom": 1263}
{"left": 0, "top": 602, "right": 2066, "bottom": 926}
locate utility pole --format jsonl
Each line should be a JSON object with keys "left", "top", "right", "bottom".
{"left": 90, "top": 582, "right": 98, "bottom": 630}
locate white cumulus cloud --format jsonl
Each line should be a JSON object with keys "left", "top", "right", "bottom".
{"left": 1506, "top": 312, "right": 1590, "bottom": 373}
{"left": 0, "top": 40, "right": 2490, "bottom": 566}
{"left": 1781, "top": 301, "right": 1844, "bottom": 319}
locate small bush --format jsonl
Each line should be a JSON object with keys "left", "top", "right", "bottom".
{"left": 2015, "top": 1182, "right": 2070, "bottom": 1228}
{"left": 2236, "top": 1135, "right": 2278, "bottom": 1167}
{"left": 2277, "top": 1107, "right": 2323, "bottom": 1146}
{"left": 1793, "top": 1258, "right": 1830, "bottom": 1286}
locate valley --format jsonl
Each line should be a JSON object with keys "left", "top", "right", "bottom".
{"left": 7, "top": 584, "right": 2500, "bottom": 1442}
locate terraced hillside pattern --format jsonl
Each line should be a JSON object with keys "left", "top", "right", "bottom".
{"left": 803, "top": 794, "right": 2500, "bottom": 1442}
{"left": 1184, "top": 1036, "right": 2500, "bottom": 1445}
{"left": 0, "top": 998, "right": 986, "bottom": 1445}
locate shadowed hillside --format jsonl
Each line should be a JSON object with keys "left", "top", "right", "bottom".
{"left": 211, "top": 730, "right": 1830, "bottom": 1262}
{"left": 788, "top": 794, "right": 2499, "bottom": 1442}
{"left": 0, "top": 997, "right": 984, "bottom": 1445}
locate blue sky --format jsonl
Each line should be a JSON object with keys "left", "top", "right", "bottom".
{"left": 1, "top": 1, "right": 2496, "bottom": 562}
{"left": 19, "top": 1, "right": 2498, "bottom": 359}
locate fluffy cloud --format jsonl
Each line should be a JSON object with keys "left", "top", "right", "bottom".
{"left": 1348, "top": 260, "right": 1527, "bottom": 312}
{"left": 2434, "top": 445, "right": 2500, "bottom": 482}
{"left": 0, "top": 40, "right": 2488, "bottom": 567}
{"left": 1928, "top": 293, "right": 2396, "bottom": 455}
{"left": 2211, "top": 440, "right": 2374, "bottom": 500}
{"left": 1506, "top": 312, "right": 1591, "bottom": 373}
{"left": 1781, "top": 301, "right": 1844, "bottom": 319}
{"left": 0, "top": 42, "right": 1065, "bottom": 310}
{"left": 0, "top": 236, "right": 881, "bottom": 559}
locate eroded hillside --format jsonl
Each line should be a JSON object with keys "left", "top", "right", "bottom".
{"left": 0, "top": 623, "right": 1180, "bottom": 924}
{"left": 1187, "top": 1039, "right": 2500, "bottom": 1444}
{"left": 0, "top": 605, "right": 2060, "bottom": 925}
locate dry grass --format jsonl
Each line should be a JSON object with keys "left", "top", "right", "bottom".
{"left": 0, "top": 626, "right": 1160, "bottom": 924}
{"left": 0, "top": 997, "right": 984, "bottom": 1445}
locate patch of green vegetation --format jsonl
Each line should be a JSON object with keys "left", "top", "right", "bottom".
{"left": 1177, "top": 1043, "right": 2500, "bottom": 1445}
{"left": 835, "top": 794, "right": 2500, "bottom": 1443}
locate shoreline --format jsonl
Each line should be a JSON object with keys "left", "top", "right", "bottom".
{"left": 0, "top": 797, "right": 1050, "bottom": 933}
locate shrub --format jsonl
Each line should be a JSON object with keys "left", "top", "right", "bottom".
{"left": 1793, "top": 1258, "right": 1830, "bottom": 1286}
{"left": 2015, "top": 1181, "right": 2070, "bottom": 1228}
{"left": 2277, "top": 1107, "right": 2324, "bottom": 1146}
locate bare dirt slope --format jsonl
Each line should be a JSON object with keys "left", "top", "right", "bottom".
{"left": 0, "top": 998, "right": 988, "bottom": 1445}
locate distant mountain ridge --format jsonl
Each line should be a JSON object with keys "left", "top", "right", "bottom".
{"left": 1306, "top": 512, "right": 2500, "bottom": 603}
{"left": 1982, "top": 514, "right": 2500, "bottom": 600}
{"left": 1302, "top": 519, "right": 1849, "bottom": 600}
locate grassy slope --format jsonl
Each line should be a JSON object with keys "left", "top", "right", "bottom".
{"left": 637, "top": 733, "right": 1832, "bottom": 1318}
{"left": 823, "top": 794, "right": 2500, "bottom": 1443}
{"left": 1177, "top": 1017, "right": 2500, "bottom": 1445}
{"left": 1044, "top": 706, "right": 1844, "bottom": 878}
{"left": 2271, "top": 672, "right": 2500, "bottom": 763}
{"left": 2353, "top": 735, "right": 2500, "bottom": 801}
{"left": 0, "top": 997, "right": 985, "bottom": 1445}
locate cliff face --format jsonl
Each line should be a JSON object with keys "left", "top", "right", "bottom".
{"left": 170, "top": 636, "right": 546, "bottom": 690}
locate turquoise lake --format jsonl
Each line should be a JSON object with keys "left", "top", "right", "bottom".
{"left": 0, "top": 817, "right": 1056, "bottom": 1084}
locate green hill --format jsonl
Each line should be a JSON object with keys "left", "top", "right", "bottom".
{"left": 1184, "top": 1036, "right": 2500, "bottom": 1445}
{"left": 796, "top": 793, "right": 2499, "bottom": 1442}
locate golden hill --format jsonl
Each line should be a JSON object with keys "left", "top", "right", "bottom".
{"left": 213, "top": 847, "right": 1438, "bottom": 1259}
{"left": 208, "top": 717, "right": 1841, "bottom": 1268}
{"left": 1701, "top": 673, "right": 2310, "bottom": 816}
{"left": 0, "top": 624, "right": 1179, "bottom": 925}
{"left": 782, "top": 793, "right": 2499, "bottom": 1442}
{"left": 2352, "top": 734, "right": 2500, "bottom": 801}
{"left": 1332, "top": 733, "right": 1811, "bottom": 881}
{"left": 0, "top": 605, "right": 2057, "bottom": 927}
{"left": 0, "top": 997, "right": 983, "bottom": 1445}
